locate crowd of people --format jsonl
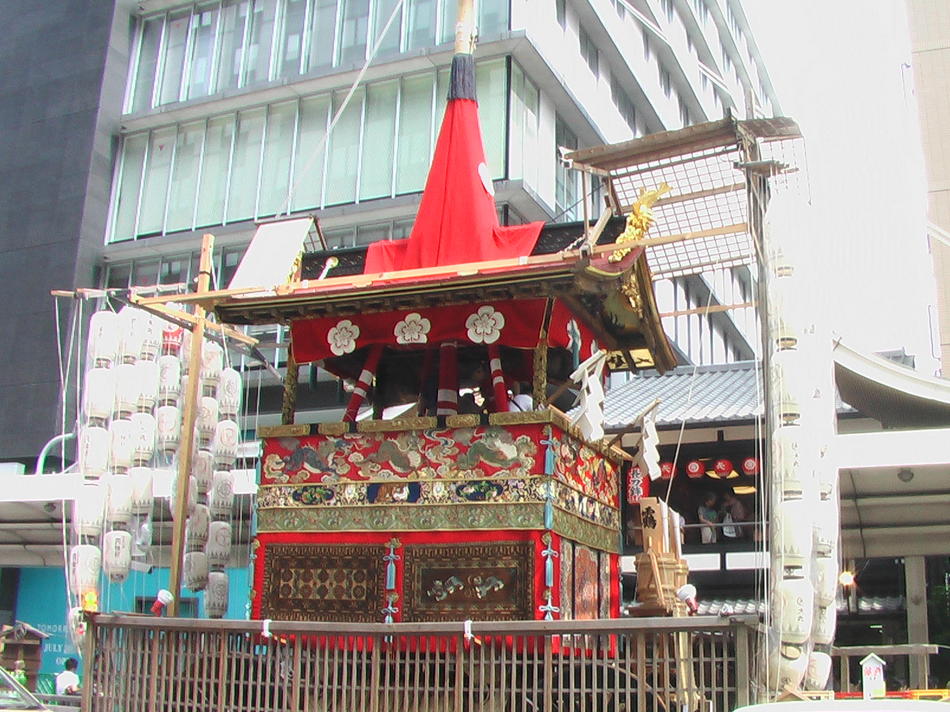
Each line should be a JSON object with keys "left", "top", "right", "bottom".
{"left": 697, "top": 491, "right": 751, "bottom": 543}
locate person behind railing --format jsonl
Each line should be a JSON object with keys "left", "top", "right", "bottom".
{"left": 720, "top": 492, "right": 749, "bottom": 540}
{"left": 697, "top": 492, "right": 719, "bottom": 544}
{"left": 55, "top": 657, "right": 80, "bottom": 696}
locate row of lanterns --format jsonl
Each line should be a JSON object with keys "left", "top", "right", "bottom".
{"left": 69, "top": 305, "right": 241, "bottom": 619}
{"left": 764, "top": 191, "right": 839, "bottom": 694}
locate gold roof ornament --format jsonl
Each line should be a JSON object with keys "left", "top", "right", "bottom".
{"left": 610, "top": 182, "right": 672, "bottom": 263}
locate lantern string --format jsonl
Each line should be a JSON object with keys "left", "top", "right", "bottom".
{"left": 665, "top": 285, "right": 715, "bottom": 506}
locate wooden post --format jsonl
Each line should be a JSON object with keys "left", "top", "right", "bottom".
{"left": 454, "top": 0, "right": 475, "bottom": 54}
{"left": 168, "top": 233, "right": 215, "bottom": 617}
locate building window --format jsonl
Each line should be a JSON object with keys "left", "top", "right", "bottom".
{"left": 578, "top": 26, "right": 598, "bottom": 76}
{"left": 610, "top": 74, "right": 637, "bottom": 132}
{"left": 678, "top": 96, "right": 690, "bottom": 127}
{"left": 661, "top": 0, "right": 674, "bottom": 22}
{"left": 125, "top": 0, "right": 509, "bottom": 113}
{"left": 555, "top": 0, "right": 566, "bottom": 29}
{"left": 555, "top": 116, "right": 579, "bottom": 222}
{"left": 509, "top": 62, "right": 540, "bottom": 189}
{"left": 109, "top": 57, "right": 510, "bottom": 242}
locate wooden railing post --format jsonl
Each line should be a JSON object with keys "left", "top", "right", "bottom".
{"left": 543, "top": 635, "right": 553, "bottom": 712}
{"left": 734, "top": 621, "right": 750, "bottom": 708}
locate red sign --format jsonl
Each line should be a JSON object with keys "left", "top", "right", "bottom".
{"left": 627, "top": 467, "right": 649, "bottom": 504}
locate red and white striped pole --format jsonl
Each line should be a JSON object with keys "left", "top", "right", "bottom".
{"left": 343, "top": 344, "right": 384, "bottom": 422}
{"left": 437, "top": 341, "right": 459, "bottom": 415}
{"left": 487, "top": 344, "right": 509, "bottom": 413}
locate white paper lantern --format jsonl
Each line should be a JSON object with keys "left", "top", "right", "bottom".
{"left": 117, "top": 307, "right": 146, "bottom": 365}
{"left": 113, "top": 363, "right": 139, "bottom": 418}
{"left": 812, "top": 603, "right": 837, "bottom": 645}
{"left": 158, "top": 354, "right": 182, "bottom": 404}
{"left": 772, "top": 499, "right": 813, "bottom": 567}
{"left": 171, "top": 475, "right": 198, "bottom": 520}
{"left": 72, "top": 481, "right": 106, "bottom": 538}
{"left": 129, "top": 466, "right": 154, "bottom": 515}
{"left": 139, "top": 313, "right": 162, "bottom": 361}
{"left": 155, "top": 404, "right": 181, "bottom": 454}
{"left": 770, "top": 349, "right": 808, "bottom": 426}
{"left": 162, "top": 314, "right": 184, "bottom": 357}
{"left": 200, "top": 341, "right": 223, "bottom": 391}
{"left": 184, "top": 551, "right": 209, "bottom": 592}
{"left": 82, "top": 367, "right": 115, "bottom": 422}
{"left": 134, "top": 360, "right": 160, "bottom": 412}
{"left": 209, "top": 470, "right": 235, "bottom": 521}
{"left": 206, "top": 520, "right": 231, "bottom": 570}
{"left": 179, "top": 329, "right": 192, "bottom": 373}
{"left": 774, "top": 576, "right": 814, "bottom": 645}
{"left": 769, "top": 643, "right": 809, "bottom": 691}
{"left": 217, "top": 368, "right": 242, "bottom": 419}
{"left": 186, "top": 504, "right": 210, "bottom": 551}
{"left": 109, "top": 419, "right": 136, "bottom": 471}
{"left": 805, "top": 651, "right": 832, "bottom": 690}
{"left": 212, "top": 420, "right": 239, "bottom": 468}
{"left": 87, "top": 310, "right": 120, "bottom": 367}
{"left": 130, "top": 412, "right": 156, "bottom": 464}
{"left": 813, "top": 557, "right": 839, "bottom": 608}
{"left": 771, "top": 425, "right": 813, "bottom": 500}
{"left": 78, "top": 425, "right": 110, "bottom": 478}
{"left": 193, "top": 449, "right": 215, "bottom": 496}
{"left": 196, "top": 396, "right": 219, "bottom": 447}
{"left": 205, "top": 571, "right": 229, "bottom": 619}
{"left": 106, "top": 473, "right": 134, "bottom": 528}
{"left": 102, "top": 529, "right": 133, "bottom": 583}
{"left": 68, "top": 544, "right": 101, "bottom": 596}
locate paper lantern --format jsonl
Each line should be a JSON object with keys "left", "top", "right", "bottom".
{"left": 155, "top": 404, "right": 181, "bottom": 454}
{"left": 106, "top": 473, "right": 134, "bottom": 528}
{"left": 109, "top": 419, "right": 136, "bottom": 471}
{"left": 162, "top": 315, "right": 184, "bottom": 356}
{"left": 741, "top": 456, "right": 759, "bottom": 476}
{"left": 686, "top": 460, "right": 704, "bottom": 478}
{"left": 813, "top": 557, "right": 839, "bottom": 608}
{"left": 772, "top": 425, "right": 813, "bottom": 500}
{"left": 212, "top": 420, "right": 239, "bottom": 468}
{"left": 774, "top": 575, "right": 814, "bottom": 645}
{"left": 770, "top": 349, "right": 807, "bottom": 426}
{"left": 193, "top": 449, "right": 215, "bottom": 496}
{"left": 78, "top": 425, "right": 110, "bottom": 477}
{"left": 206, "top": 520, "right": 232, "bottom": 570}
{"left": 72, "top": 481, "right": 106, "bottom": 538}
{"left": 713, "top": 459, "right": 734, "bottom": 477}
{"left": 805, "top": 651, "right": 832, "bottom": 691}
{"left": 772, "top": 499, "right": 813, "bottom": 567}
{"left": 184, "top": 551, "right": 209, "bottom": 592}
{"left": 196, "top": 396, "right": 219, "bottom": 447}
{"left": 626, "top": 467, "right": 648, "bottom": 504}
{"left": 179, "top": 329, "right": 192, "bottom": 373}
{"left": 117, "top": 307, "right": 145, "bottom": 365}
{"left": 87, "top": 310, "right": 120, "bottom": 367}
{"left": 205, "top": 571, "right": 229, "bottom": 619}
{"left": 186, "top": 504, "right": 210, "bottom": 551}
{"left": 769, "top": 643, "right": 808, "bottom": 691}
{"left": 128, "top": 466, "right": 153, "bottom": 515}
{"left": 660, "top": 461, "right": 675, "bottom": 479}
{"left": 139, "top": 313, "right": 161, "bottom": 361}
{"left": 82, "top": 367, "right": 115, "bottom": 422}
{"left": 200, "top": 341, "right": 223, "bottom": 391}
{"left": 217, "top": 368, "right": 242, "bottom": 419}
{"left": 102, "top": 529, "right": 132, "bottom": 583}
{"left": 158, "top": 354, "right": 181, "bottom": 405}
{"left": 113, "top": 363, "right": 139, "bottom": 418}
{"left": 812, "top": 603, "right": 836, "bottom": 645}
{"left": 209, "top": 470, "right": 235, "bottom": 520}
{"left": 813, "top": 499, "right": 839, "bottom": 558}
{"left": 171, "top": 475, "right": 198, "bottom": 520}
{"left": 68, "top": 544, "right": 101, "bottom": 596}
{"left": 130, "top": 412, "right": 156, "bottom": 464}
{"left": 133, "top": 360, "right": 160, "bottom": 412}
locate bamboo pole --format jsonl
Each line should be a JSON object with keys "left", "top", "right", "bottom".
{"left": 168, "top": 233, "right": 215, "bottom": 617}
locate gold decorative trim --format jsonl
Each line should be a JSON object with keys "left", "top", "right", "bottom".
{"left": 445, "top": 414, "right": 481, "bottom": 429}
{"left": 317, "top": 422, "right": 349, "bottom": 436}
{"left": 356, "top": 416, "right": 438, "bottom": 433}
{"left": 259, "top": 424, "right": 311, "bottom": 438}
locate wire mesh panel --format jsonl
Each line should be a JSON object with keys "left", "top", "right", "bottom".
{"left": 86, "top": 615, "right": 757, "bottom": 712}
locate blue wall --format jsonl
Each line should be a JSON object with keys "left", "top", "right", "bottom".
{"left": 17, "top": 566, "right": 251, "bottom": 675}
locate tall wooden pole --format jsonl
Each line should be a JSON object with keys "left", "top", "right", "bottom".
{"left": 455, "top": 0, "right": 475, "bottom": 54}
{"left": 168, "top": 233, "right": 215, "bottom": 616}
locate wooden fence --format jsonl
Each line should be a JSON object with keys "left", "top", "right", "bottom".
{"left": 83, "top": 614, "right": 758, "bottom": 712}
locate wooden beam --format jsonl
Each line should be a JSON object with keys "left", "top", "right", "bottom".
{"left": 128, "top": 297, "right": 259, "bottom": 347}
{"left": 659, "top": 302, "right": 755, "bottom": 318}
{"left": 167, "top": 234, "right": 214, "bottom": 617}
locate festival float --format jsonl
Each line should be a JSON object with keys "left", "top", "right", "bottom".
{"left": 54, "top": 0, "right": 837, "bottom": 706}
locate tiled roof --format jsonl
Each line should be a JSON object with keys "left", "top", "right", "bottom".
{"left": 604, "top": 362, "right": 763, "bottom": 429}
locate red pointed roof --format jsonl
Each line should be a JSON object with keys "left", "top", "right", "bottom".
{"left": 365, "top": 54, "right": 543, "bottom": 273}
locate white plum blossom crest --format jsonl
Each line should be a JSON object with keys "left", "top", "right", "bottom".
{"left": 465, "top": 305, "right": 505, "bottom": 344}
{"left": 327, "top": 320, "right": 360, "bottom": 356}
{"left": 394, "top": 312, "right": 431, "bottom": 344}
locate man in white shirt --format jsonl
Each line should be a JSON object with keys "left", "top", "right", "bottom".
{"left": 55, "top": 657, "right": 80, "bottom": 696}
